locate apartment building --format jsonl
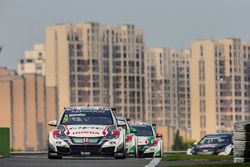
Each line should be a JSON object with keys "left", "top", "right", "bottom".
{"left": 191, "top": 38, "right": 250, "bottom": 140}
{"left": 145, "top": 48, "right": 191, "bottom": 138}
{"left": 45, "top": 23, "right": 145, "bottom": 121}
{"left": 0, "top": 67, "right": 57, "bottom": 151}
{"left": 17, "top": 44, "right": 45, "bottom": 75}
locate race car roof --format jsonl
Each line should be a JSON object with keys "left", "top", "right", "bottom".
{"left": 116, "top": 116, "right": 126, "bottom": 120}
{"left": 64, "top": 106, "right": 110, "bottom": 111}
{"left": 130, "top": 122, "right": 152, "bottom": 126}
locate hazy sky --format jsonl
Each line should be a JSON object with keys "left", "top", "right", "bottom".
{"left": 1, "top": 0, "right": 250, "bottom": 69}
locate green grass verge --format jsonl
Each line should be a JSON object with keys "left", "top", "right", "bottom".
{"left": 162, "top": 154, "right": 233, "bottom": 161}
{"left": 170, "top": 163, "right": 250, "bottom": 167}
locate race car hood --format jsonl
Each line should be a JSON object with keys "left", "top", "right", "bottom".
{"left": 137, "top": 136, "right": 155, "bottom": 146}
{"left": 57, "top": 125, "right": 111, "bottom": 138}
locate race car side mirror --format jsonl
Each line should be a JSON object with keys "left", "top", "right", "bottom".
{"left": 130, "top": 128, "right": 137, "bottom": 134}
{"left": 156, "top": 132, "right": 162, "bottom": 138}
{"left": 48, "top": 120, "right": 57, "bottom": 127}
{"left": 117, "top": 120, "right": 125, "bottom": 126}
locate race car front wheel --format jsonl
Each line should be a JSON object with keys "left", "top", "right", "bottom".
{"left": 48, "top": 146, "right": 62, "bottom": 159}
{"left": 114, "top": 143, "right": 126, "bottom": 159}
{"left": 134, "top": 138, "right": 139, "bottom": 158}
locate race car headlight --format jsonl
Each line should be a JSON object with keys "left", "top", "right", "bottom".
{"left": 105, "top": 130, "right": 120, "bottom": 139}
{"left": 52, "top": 130, "right": 67, "bottom": 139}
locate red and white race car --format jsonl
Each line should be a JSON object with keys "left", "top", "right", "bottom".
{"left": 48, "top": 106, "right": 126, "bottom": 159}
{"left": 130, "top": 122, "right": 163, "bottom": 158}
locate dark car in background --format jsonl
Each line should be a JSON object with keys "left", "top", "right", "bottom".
{"left": 188, "top": 133, "right": 233, "bottom": 155}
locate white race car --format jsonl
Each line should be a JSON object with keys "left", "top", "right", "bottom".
{"left": 130, "top": 123, "right": 163, "bottom": 158}
{"left": 116, "top": 116, "right": 139, "bottom": 157}
{"left": 48, "top": 106, "right": 126, "bottom": 159}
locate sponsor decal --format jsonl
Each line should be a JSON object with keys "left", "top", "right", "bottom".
{"left": 102, "top": 125, "right": 110, "bottom": 136}
{"left": 52, "top": 128, "right": 67, "bottom": 139}
{"left": 112, "top": 130, "right": 120, "bottom": 139}
{"left": 64, "top": 125, "right": 70, "bottom": 135}
{"left": 147, "top": 136, "right": 155, "bottom": 144}
{"left": 53, "top": 130, "right": 61, "bottom": 139}
{"left": 72, "top": 131, "right": 100, "bottom": 135}
{"left": 69, "top": 113, "right": 86, "bottom": 117}
{"left": 69, "top": 126, "right": 104, "bottom": 130}
{"left": 129, "top": 145, "right": 136, "bottom": 152}
{"left": 126, "top": 135, "right": 133, "bottom": 142}
{"left": 155, "top": 149, "right": 161, "bottom": 156}
{"left": 199, "top": 144, "right": 217, "bottom": 148}
{"left": 71, "top": 109, "right": 105, "bottom": 113}
{"left": 63, "top": 115, "right": 69, "bottom": 123}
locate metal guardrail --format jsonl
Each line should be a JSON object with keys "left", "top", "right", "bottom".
{"left": 164, "top": 151, "right": 187, "bottom": 154}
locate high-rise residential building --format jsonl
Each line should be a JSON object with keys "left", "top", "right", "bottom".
{"left": 145, "top": 48, "right": 191, "bottom": 138}
{"left": 191, "top": 38, "right": 250, "bottom": 140}
{"left": 45, "top": 23, "right": 145, "bottom": 121}
{"left": 0, "top": 67, "right": 57, "bottom": 151}
{"left": 17, "top": 44, "right": 45, "bottom": 75}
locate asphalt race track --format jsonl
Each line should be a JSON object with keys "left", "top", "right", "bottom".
{"left": 0, "top": 155, "right": 156, "bottom": 167}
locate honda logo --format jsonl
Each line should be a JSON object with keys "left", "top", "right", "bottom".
{"left": 83, "top": 138, "right": 88, "bottom": 144}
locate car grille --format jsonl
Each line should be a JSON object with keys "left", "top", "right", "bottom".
{"left": 57, "top": 146, "right": 71, "bottom": 154}
{"left": 101, "top": 147, "right": 115, "bottom": 155}
{"left": 71, "top": 137, "right": 102, "bottom": 144}
{"left": 70, "top": 145, "right": 102, "bottom": 155}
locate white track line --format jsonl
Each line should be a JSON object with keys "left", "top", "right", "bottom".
{"left": 145, "top": 158, "right": 161, "bottom": 167}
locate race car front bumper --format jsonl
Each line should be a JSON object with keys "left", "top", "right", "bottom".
{"left": 54, "top": 144, "right": 115, "bottom": 156}
{"left": 49, "top": 136, "right": 119, "bottom": 156}
{"left": 138, "top": 145, "right": 156, "bottom": 155}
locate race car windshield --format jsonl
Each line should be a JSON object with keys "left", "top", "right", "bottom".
{"left": 131, "top": 125, "right": 153, "bottom": 136}
{"left": 60, "top": 109, "right": 114, "bottom": 125}
{"left": 119, "top": 125, "right": 127, "bottom": 131}
{"left": 117, "top": 120, "right": 127, "bottom": 131}
{"left": 198, "top": 135, "right": 232, "bottom": 145}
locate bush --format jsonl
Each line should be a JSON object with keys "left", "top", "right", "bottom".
{"left": 183, "top": 140, "right": 196, "bottom": 149}
{"left": 172, "top": 130, "right": 185, "bottom": 150}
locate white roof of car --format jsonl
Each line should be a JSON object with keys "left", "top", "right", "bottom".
{"left": 64, "top": 106, "right": 110, "bottom": 110}
{"left": 130, "top": 122, "right": 152, "bottom": 126}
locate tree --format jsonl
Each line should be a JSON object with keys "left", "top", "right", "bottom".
{"left": 171, "top": 130, "right": 186, "bottom": 151}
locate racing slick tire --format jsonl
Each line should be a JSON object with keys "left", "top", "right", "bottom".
{"left": 134, "top": 138, "right": 139, "bottom": 158}
{"left": 115, "top": 143, "right": 126, "bottom": 159}
{"left": 156, "top": 141, "right": 164, "bottom": 158}
{"left": 159, "top": 141, "right": 164, "bottom": 157}
{"left": 48, "top": 146, "right": 62, "bottom": 159}
{"left": 138, "top": 151, "right": 144, "bottom": 158}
